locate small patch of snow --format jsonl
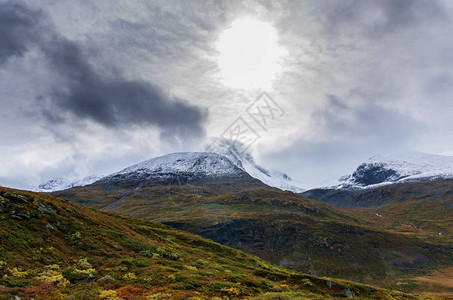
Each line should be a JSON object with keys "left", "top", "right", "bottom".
{"left": 34, "top": 175, "right": 102, "bottom": 192}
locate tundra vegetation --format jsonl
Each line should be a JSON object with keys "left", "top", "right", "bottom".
{"left": 0, "top": 187, "right": 417, "bottom": 299}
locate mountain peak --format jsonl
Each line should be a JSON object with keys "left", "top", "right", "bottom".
{"left": 95, "top": 151, "right": 260, "bottom": 189}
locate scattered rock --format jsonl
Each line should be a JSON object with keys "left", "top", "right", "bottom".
{"left": 99, "top": 275, "right": 116, "bottom": 282}
{"left": 46, "top": 223, "right": 56, "bottom": 230}
{"left": 10, "top": 210, "right": 34, "bottom": 220}
{"left": 73, "top": 273, "right": 97, "bottom": 283}
{"left": 86, "top": 274, "right": 96, "bottom": 282}
{"left": 37, "top": 200, "right": 57, "bottom": 214}
{"left": 326, "top": 281, "right": 334, "bottom": 289}
{"left": 345, "top": 287, "right": 355, "bottom": 298}
{"left": 0, "top": 195, "right": 8, "bottom": 208}
{"left": 3, "top": 192, "right": 28, "bottom": 204}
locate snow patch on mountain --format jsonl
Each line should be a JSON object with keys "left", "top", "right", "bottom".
{"left": 207, "top": 138, "right": 305, "bottom": 192}
{"left": 35, "top": 175, "right": 102, "bottom": 192}
{"left": 333, "top": 151, "right": 453, "bottom": 190}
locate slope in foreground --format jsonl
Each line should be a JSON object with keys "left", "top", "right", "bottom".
{"left": 0, "top": 187, "right": 415, "bottom": 299}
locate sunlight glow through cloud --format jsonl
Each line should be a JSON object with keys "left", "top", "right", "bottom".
{"left": 217, "top": 18, "right": 287, "bottom": 90}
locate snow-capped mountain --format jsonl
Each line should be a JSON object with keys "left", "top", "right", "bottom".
{"left": 207, "top": 138, "right": 305, "bottom": 193}
{"left": 35, "top": 175, "right": 102, "bottom": 192}
{"left": 113, "top": 152, "right": 245, "bottom": 178}
{"left": 334, "top": 151, "right": 453, "bottom": 190}
{"left": 96, "top": 152, "right": 257, "bottom": 188}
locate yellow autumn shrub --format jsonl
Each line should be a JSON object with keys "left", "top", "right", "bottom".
{"left": 10, "top": 267, "right": 29, "bottom": 278}
{"left": 221, "top": 287, "right": 241, "bottom": 296}
{"left": 123, "top": 272, "right": 137, "bottom": 280}
{"left": 74, "top": 258, "right": 96, "bottom": 275}
{"left": 99, "top": 289, "right": 120, "bottom": 300}
{"left": 35, "top": 270, "right": 70, "bottom": 287}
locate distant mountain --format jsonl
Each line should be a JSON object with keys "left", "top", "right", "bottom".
{"left": 35, "top": 175, "right": 102, "bottom": 192}
{"left": 208, "top": 138, "right": 305, "bottom": 192}
{"left": 332, "top": 152, "right": 453, "bottom": 190}
{"left": 302, "top": 151, "right": 453, "bottom": 209}
{"left": 37, "top": 139, "right": 304, "bottom": 192}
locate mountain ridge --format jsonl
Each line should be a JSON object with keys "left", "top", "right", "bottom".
{"left": 327, "top": 151, "right": 453, "bottom": 190}
{"left": 35, "top": 139, "right": 305, "bottom": 193}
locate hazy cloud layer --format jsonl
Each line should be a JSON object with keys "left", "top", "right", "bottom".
{"left": 1, "top": 0, "right": 453, "bottom": 188}
{"left": 322, "top": 0, "right": 447, "bottom": 38}
{"left": 312, "top": 93, "right": 422, "bottom": 145}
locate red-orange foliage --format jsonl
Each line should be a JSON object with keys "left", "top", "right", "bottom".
{"left": 116, "top": 285, "right": 145, "bottom": 299}
{"left": 22, "top": 283, "right": 62, "bottom": 299}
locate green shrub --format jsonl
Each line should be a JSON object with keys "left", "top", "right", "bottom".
{"left": 3, "top": 276, "right": 30, "bottom": 287}
{"left": 120, "top": 259, "right": 133, "bottom": 265}
{"left": 133, "top": 260, "right": 148, "bottom": 267}
{"left": 261, "top": 280, "right": 275, "bottom": 289}
{"left": 122, "top": 241, "right": 155, "bottom": 253}
{"left": 156, "top": 247, "right": 181, "bottom": 260}
{"left": 62, "top": 258, "right": 96, "bottom": 282}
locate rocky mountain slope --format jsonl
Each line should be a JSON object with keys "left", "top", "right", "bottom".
{"left": 0, "top": 186, "right": 416, "bottom": 299}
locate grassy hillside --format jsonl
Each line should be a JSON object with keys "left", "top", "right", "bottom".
{"left": 370, "top": 181, "right": 453, "bottom": 236}
{"left": 301, "top": 179, "right": 453, "bottom": 297}
{"left": 300, "top": 179, "right": 453, "bottom": 243}
{"left": 301, "top": 179, "right": 453, "bottom": 209}
{"left": 54, "top": 184, "right": 453, "bottom": 296}
{"left": 0, "top": 187, "right": 417, "bottom": 299}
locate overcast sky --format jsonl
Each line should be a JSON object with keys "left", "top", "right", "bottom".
{"left": 1, "top": 0, "right": 453, "bottom": 189}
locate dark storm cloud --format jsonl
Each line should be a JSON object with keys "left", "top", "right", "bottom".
{"left": 0, "top": 2, "right": 207, "bottom": 138}
{"left": 42, "top": 37, "right": 207, "bottom": 136}
{"left": 0, "top": 2, "right": 41, "bottom": 64}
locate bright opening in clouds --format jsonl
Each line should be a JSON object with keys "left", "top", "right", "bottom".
{"left": 216, "top": 18, "right": 287, "bottom": 90}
